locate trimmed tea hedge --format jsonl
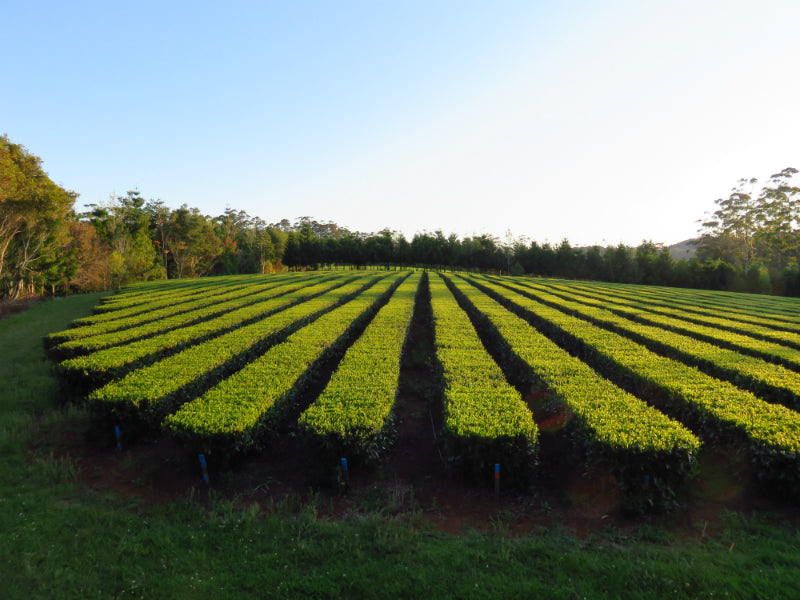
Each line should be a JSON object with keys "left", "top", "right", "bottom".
{"left": 48, "top": 274, "right": 322, "bottom": 357}
{"left": 502, "top": 281, "right": 800, "bottom": 410}
{"left": 297, "top": 272, "right": 422, "bottom": 462}
{"left": 87, "top": 273, "right": 387, "bottom": 430}
{"left": 428, "top": 273, "right": 538, "bottom": 486}
{"left": 164, "top": 273, "right": 408, "bottom": 455}
{"left": 474, "top": 276, "right": 800, "bottom": 497}
{"left": 446, "top": 274, "right": 701, "bottom": 507}
{"left": 57, "top": 274, "right": 354, "bottom": 390}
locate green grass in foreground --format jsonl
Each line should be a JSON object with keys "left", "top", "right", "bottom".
{"left": 1, "top": 291, "right": 799, "bottom": 599}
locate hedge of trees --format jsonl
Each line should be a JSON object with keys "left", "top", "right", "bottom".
{"left": 2, "top": 134, "right": 798, "bottom": 299}
{"left": 697, "top": 168, "right": 800, "bottom": 295}
{"left": 281, "top": 231, "right": 799, "bottom": 295}
{"left": 1, "top": 135, "right": 294, "bottom": 298}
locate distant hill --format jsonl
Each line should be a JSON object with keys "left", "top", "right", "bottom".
{"left": 575, "top": 239, "right": 698, "bottom": 261}
{"left": 668, "top": 239, "right": 698, "bottom": 261}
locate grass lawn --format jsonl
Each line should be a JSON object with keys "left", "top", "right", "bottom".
{"left": 1, "top": 293, "right": 798, "bottom": 599}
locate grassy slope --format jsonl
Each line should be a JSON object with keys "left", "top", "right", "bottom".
{"left": 1, "top": 291, "right": 799, "bottom": 599}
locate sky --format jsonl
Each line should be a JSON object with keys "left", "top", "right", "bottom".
{"left": 4, "top": 0, "right": 799, "bottom": 247}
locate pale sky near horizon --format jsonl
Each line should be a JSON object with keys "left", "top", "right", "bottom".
{"left": 4, "top": 1, "right": 799, "bottom": 247}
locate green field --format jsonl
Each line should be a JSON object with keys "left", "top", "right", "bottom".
{"left": 3, "top": 273, "right": 800, "bottom": 598}
{"left": 46, "top": 270, "right": 800, "bottom": 505}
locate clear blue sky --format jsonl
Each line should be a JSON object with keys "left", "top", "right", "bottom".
{"left": 4, "top": 0, "right": 799, "bottom": 246}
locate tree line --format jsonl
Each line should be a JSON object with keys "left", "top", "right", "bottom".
{"left": 2, "top": 134, "right": 799, "bottom": 299}
{"left": 1, "top": 136, "right": 291, "bottom": 298}
{"left": 697, "top": 167, "right": 800, "bottom": 295}
{"left": 282, "top": 229, "right": 799, "bottom": 294}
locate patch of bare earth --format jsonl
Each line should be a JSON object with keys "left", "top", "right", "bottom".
{"left": 36, "top": 331, "right": 800, "bottom": 543}
{"left": 39, "top": 394, "right": 799, "bottom": 543}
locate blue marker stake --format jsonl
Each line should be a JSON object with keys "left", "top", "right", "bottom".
{"left": 114, "top": 426, "right": 122, "bottom": 451}
{"left": 644, "top": 474, "right": 651, "bottom": 490}
{"left": 494, "top": 463, "right": 500, "bottom": 496}
{"left": 340, "top": 457, "right": 349, "bottom": 487}
{"left": 198, "top": 454, "right": 210, "bottom": 484}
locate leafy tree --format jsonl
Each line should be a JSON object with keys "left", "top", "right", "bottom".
{"left": 67, "top": 220, "right": 112, "bottom": 292}
{"left": 580, "top": 246, "right": 605, "bottom": 280}
{"left": 554, "top": 239, "right": 578, "bottom": 277}
{"left": 393, "top": 233, "right": 411, "bottom": 266}
{"left": 509, "top": 260, "right": 525, "bottom": 276}
{"left": 210, "top": 210, "right": 280, "bottom": 274}
{"left": 636, "top": 241, "right": 675, "bottom": 285}
{"left": 165, "top": 205, "right": 222, "bottom": 278}
{"left": 267, "top": 227, "right": 288, "bottom": 268}
{"left": 699, "top": 177, "right": 760, "bottom": 270}
{"left": 146, "top": 199, "right": 171, "bottom": 275}
{"left": 84, "top": 191, "right": 164, "bottom": 287}
{"left": 754, "top": 168, "right": 800, "bottom": 268}
{"left": 363, "top": 230, "right": 394, "bottom": 265}
{"left": 606, "top": 243, "right": 638, "bottom": 283}
{"left": 745, "top": 264, "right": 772, "bottom": 294}
{"left": 0, "top": 136, "right": 77, "bottom": 298}
{"left": 336, "top": 234, "right": 365, "bottom": 267}
{"left": 410, "top": 232, "right": 444, "bottom": 267}
{"left": 212, "top": 207, "right": 246, "bottom": 274}
{"left": 461, "top": 234, "right": 502, "bottom": 271}
{"left": 246, "top": 218, "right": 277, "bottom": 274}
{"left": 700, "top": 259, "right": 740, "bottom": 291}
{"left": 699, "top": 168, "right": 799, "bottom": 273}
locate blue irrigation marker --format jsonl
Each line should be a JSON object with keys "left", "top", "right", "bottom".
{"left": 114, "top": 426, "right": 122, "bottom": 451}
{"left": 198, "top": 454, "right": 210, "bottom": 484}
{"left": 494, "top": 463, "right": 500, "bottom": 495}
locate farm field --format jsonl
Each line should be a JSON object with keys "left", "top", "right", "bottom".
{"left": 3, "top": 276, "right": 800, "bottom": 598}
{"left": 45, "top": 269, "right": 800, "bottom": 509}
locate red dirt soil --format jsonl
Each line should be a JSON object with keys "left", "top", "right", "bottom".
{"left": 41, "top": 393, "right": 800, "bottom": 543}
